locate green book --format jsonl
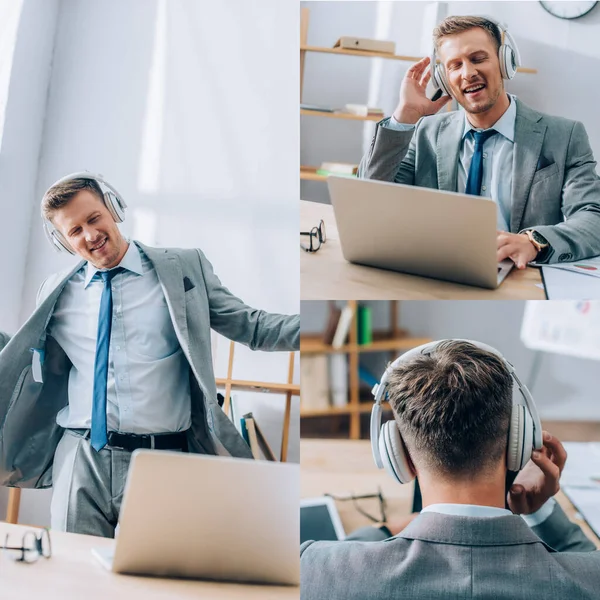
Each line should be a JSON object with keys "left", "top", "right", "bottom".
{"left": 357, "top": 305, "right": 373, "bottom": 345}
{"left": 315, "top": 169, "right": 357, "bottom": 178}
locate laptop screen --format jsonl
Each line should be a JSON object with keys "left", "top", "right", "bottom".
{"left": 301, "top": 504, "right": 341, "bottom": 543}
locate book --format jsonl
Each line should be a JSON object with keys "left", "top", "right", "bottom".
{"left": 343, "top": 104, "right": 384, "bottom": 118}
{"left": 332, "top": 305, "right": 355, "bottom": 348}
{"left": 320, "top": 162, "right": 358, "bottom": 175}
{"left": 357, "top": 305, "right": 373, "bottom": 345}
{"left": 301, "top": 103, "right": 336, "bottom": 113}
{"left": 243, "top": 414, "right": 261, "bottom": 459}
{"left": 316, "top": 169, "right": 358, "bottom": 178}
{"left": 252, "top": 418, "right": 277, "bottom": 461}
{"left": 334, "top": 37, "right": 395, "bottom": 55}
{"left": 329, "top": 354, "right": 349, "bottom": 407}
{"left": 323, "top": 302, "right": 342, "bottom": 345}
{"left": 358, "top": 365, "right": 379, "bottom": 389}
{"left": 300, "top": 355, "right": 330, "bottom": 410}
{"left": 240, "top": 416, "right": 250, "bottom": 446}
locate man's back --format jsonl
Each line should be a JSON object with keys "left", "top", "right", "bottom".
{"left": 300, "top": 511, "right": 599, "bottom": 599}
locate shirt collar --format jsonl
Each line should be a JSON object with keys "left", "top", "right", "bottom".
{"left": 84, "top": 240, "right": 143, "bottom": 288}
{"left": 462, "top": 94, "right": 517, "bottom": 143}
{"left": 421, "top": 503, "right": 512, "bottom": 518}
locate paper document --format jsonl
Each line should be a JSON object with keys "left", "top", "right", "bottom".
{"left": 541, "top": 266, "right": 600, "bottom": 300}
{"left": 561, "top": 443, "right": 600, "bottom": 489}
{"left": 562, "top": 487, "right": 600, "bottom": 538}
{"left": 544, "top": 256, "right": 600, "bottom": 279}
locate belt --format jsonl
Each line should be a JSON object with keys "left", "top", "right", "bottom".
{"left": 69, "top": 429, "right": 189, "bottom": 452}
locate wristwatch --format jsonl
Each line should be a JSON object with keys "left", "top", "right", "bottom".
{"left": 524, "top": 229, "right": 549, "bottom": 254}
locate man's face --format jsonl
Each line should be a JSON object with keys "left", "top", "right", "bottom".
{"left": 51, "top": 190, "right": 126, "bottom": 269}
{"left": 438, "top": 28, "right": 503, "bottom": 115}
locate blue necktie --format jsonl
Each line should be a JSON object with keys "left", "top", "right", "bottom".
{"left": 91, "top": 268, "right": 121, "bottom": 452}
{"left": 465, "top": 129, "right": 497, "bottom": 196}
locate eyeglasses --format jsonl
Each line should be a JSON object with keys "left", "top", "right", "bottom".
{"left": 300, "top": 220, "right": 326, "bottom": 253}
{"left": 1, "top": 529, "right": 52, "bottom": 563}
{"left": 325, "top": 488, "right": 387, "bottom": 523}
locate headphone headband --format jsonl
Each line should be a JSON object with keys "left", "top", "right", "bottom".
{"left": 42, "top": 171, "right": 127, "bottom": 255}
{"left": 371, "top": 339, "right": 542, "bottom": 470}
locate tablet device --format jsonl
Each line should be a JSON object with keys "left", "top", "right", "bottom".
{"left": 300, "top": 496, "right": 345, "bottom": 544}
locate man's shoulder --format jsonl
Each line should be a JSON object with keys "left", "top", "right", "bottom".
{"left": 37, "top": 263, "right": 84, "bottom": 305}
{"left": 416, "top": 110, "right": 460, "bottom": 133}
{"left": 515, "top": 98, "right": 581, "bottom": 131}
{"left": 134, "top": 241, "right": 200, "bottom": 260}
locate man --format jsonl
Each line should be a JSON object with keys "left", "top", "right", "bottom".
{"left": 0, "top": 174, "right": 298, "bottom": 538}
{"left": 301, "top": 341, "right": 600, "bottom": 599}
{"left": 359, "top": 16, "right": 600, "bottom": 267}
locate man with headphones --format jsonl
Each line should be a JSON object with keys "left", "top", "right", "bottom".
{"left": 0, "top": 173, "right": 299, "bottom": 537}
{"left": 301, "top": 341, "right": 599, "bottom": 599}
{"left": 359, "top": 15, "right": 600, "bottom": 267}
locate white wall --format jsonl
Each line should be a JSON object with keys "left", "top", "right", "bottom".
{"left": 0, "top": 0, "right": 299, "bottom": 526}
{"left": 301, "top": 300, "right": 600, "bottom": 422}
{"left": 301, "top": 0, "right": 600, "bottom": 203}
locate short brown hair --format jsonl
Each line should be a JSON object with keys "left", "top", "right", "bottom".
{"left": 41, "top": 177, "right": 104, "bottom": 221}
{"left": 433, "top": 16, "right": 501, "bottom": 53}
{"left": 387, "top": 341, "right": 512, "bottom": 478}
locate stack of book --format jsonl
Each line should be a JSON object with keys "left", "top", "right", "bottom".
{"left": 316, "top": 162, "right": 358, "bottom": 178}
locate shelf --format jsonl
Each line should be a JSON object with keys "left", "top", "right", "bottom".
{"left": 301, "top": 45, "right": 422, "bottom": 61}
{"left": 301, "top": 401, "right": 391, "bottom": 418}
{"left": 301, "top": 334, "right": 433, "bottom": 354}
{"left": 301, "top": 109, "right": 382, "bottom": 122}
{"left": 215, "top": 378, "right": 300, "bottom": 395}
{"left": 300, "top": 166, "right": 327, "bottom": 182}
{"left": 301, "top": 44, "right": 537, "bottom": 73}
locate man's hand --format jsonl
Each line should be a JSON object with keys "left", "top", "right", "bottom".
{"left": 392, "top": 56, "right": 451, "bottom": 124}
{"left": 507, "top": 431, "right": 567, "bottom": 515}
{"left": 497, "top": 231, "right": 538, "bottom": 269}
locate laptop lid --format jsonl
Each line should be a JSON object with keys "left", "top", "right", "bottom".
{"left": 328, "top": 176, "right": 501, "bottom": 289}
{"left": 111, "top": 451, "right": 299, "bottom": 585}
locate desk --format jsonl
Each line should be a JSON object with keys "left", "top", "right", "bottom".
{"left": 301, "top": 200, "right": 545, "bottom": 300}
{"left": 0, "top": 523, "right": 298, "bottom": 599}
{"left": 301, "top": 439, "right": 600, "bottom": 548}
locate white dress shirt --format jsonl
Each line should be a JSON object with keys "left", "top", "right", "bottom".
{"left": 49, "top": 242, "right": 192, "bottom": 434}
{"left": 387, "top": 95, "right": 517, "bottom": 231}
{"left": 422, "top": 497, "right": 556, "bottom": 527}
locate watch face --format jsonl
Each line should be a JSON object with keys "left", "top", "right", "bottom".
{"left": 540, "top": 1, "right": 598, "bottom": 20}
{"left": 531, "top": 231, "right": 548, "bottom": 246}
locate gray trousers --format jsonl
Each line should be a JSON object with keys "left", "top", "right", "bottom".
{"left": 50, "top": 429, "right": 133, "bottom": 538}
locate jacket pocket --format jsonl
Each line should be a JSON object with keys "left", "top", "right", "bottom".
{"left": 531, "top": 162, "right": 559, "bottom": 187}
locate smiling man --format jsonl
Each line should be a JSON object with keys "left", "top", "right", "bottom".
{"left": 0, "top": 174, "right": 299, "bottom": 538}
{"left": 359, "top": 15, "right": 600, "bottom": 267}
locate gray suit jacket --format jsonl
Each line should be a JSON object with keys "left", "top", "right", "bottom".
{"left": 0, "top": 242, "right": 299, "bottom": 488}
{"left": 359, "top": 98, "right": 600, "bottom": 264}
{"left": 300, "top": 503, "right": 600, "bottom": 599}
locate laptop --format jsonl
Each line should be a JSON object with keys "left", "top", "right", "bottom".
{"left": 92, "top": 450, "right": 299, "bottom": 586}
{"left": 328, "top": 176, "right": 513, "bottom": 289}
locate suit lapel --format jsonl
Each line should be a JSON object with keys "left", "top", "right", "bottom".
{"left": 437, "top": 113, "right": 464, "bottom": 192}
{"left": 138, "top": 243, "right": 189, "bottom": 352}
{"left": 510, "top": 100, "right": 546, "bottom": 232}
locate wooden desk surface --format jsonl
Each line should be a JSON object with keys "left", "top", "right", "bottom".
{"left": 301, "top": 439, "right": 600, "bottom": 548}
{"left": 301, "top": 200, "right": 545, "bottom": 300}
{"left": 0, "top": 523, "right": 298, "bottom": 599}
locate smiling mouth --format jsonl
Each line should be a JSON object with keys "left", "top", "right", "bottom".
{"left": 90, "top": 237, "right": 108, "bottom": 252}
{"left": 464, "top": 83, "right": 486, "bottom": 95}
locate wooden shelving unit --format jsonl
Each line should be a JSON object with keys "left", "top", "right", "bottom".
{"left": 300, "top": 301, "right": 431, "bottom": 440}
{"left": 217, "top": 341, "right": 299, "bottom": 462}
{"left": 300, "top": 7, "right": 537, "bottom": 183}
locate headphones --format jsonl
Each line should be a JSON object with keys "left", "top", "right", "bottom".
{"left": 42, "top": 172, "right": 127, "bottom": 255}
{"left": 370, "top": 340, "right": 542, "bottom": 485}
{"left": 430, "top": 17, "right": 522, "bottom": 98}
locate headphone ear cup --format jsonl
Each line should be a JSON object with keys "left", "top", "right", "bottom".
{"left": 499, "top": 44, "right": 516, "bottom": 80}
{"left": 437, "top": 65, "right": 452, "bottom": 98}
{"left": 52, "top": 229, "right": 75, "bottom": 255}
{"left": 379, "top": 421, "right": 415, "bottom": 484}
{"left": 103, "top": 191, "right": 125, "bottom": 223}
{"left": 507, "top": 404, "right": 534, "bottom": 471}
